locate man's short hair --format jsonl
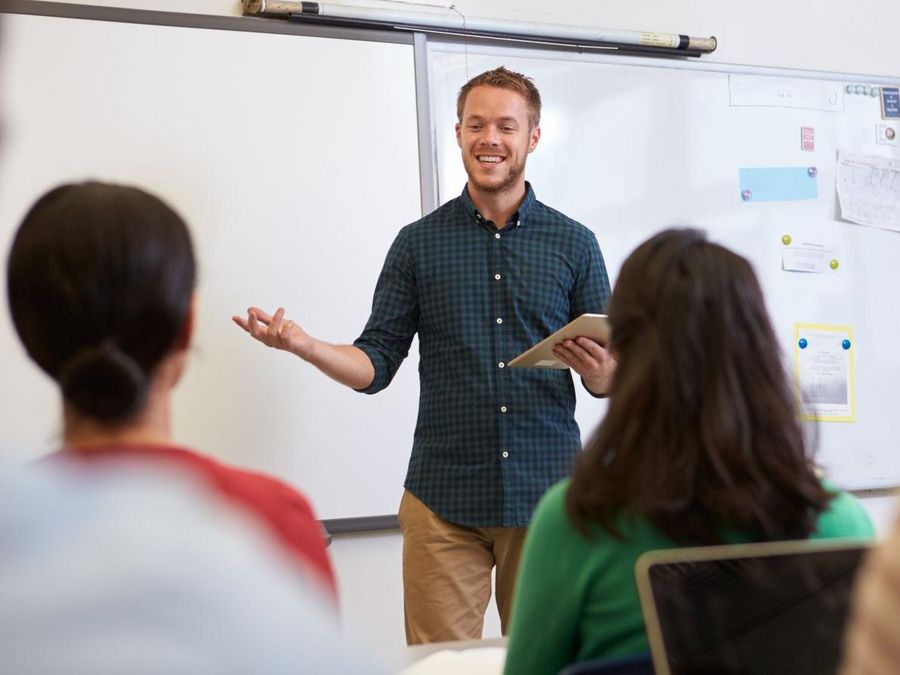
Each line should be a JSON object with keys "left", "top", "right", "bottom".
{"left": 456, "top": 66, "right": 542, "bottom": 129}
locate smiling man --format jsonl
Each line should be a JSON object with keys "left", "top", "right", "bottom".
{"left": 234, "top": 67, "right": 613, "bottom": 643}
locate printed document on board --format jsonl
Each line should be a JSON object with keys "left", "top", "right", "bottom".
{"left": 836, "top": 151, "right": 900, "bottom": 231}
{"left": 793, "top": 323, "right": 855, "bottom": 422}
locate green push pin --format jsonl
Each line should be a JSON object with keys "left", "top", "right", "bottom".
{"left": 781, "top": 234, "right": 792, "bottom": 246}
{"left": 830, "top": 259, "right": 839, "bottom": 270}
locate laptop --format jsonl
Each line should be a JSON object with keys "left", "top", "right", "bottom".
{"left": 635, "top": 539, "right": 870, "bottom": 675}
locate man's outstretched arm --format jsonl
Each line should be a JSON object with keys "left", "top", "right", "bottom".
{"left": 233, "top": 306, "right": 375, "bottom": 391}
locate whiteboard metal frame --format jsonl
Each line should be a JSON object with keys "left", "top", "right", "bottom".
{"left": 423, "top": 37, "right": 900, "bottom": 88}
{"left": 413, "top": 32, "right": 439, "bottom": 215}
{"left": 0, "top": 0, "right": 413, "bottom": 44}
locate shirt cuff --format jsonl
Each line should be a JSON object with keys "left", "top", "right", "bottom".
{"left": 351, "top": 341, "right": 389, "bottom": 395}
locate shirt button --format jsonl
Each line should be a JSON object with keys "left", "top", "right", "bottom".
{"left": 494, "top": 274, "right": 501, "bottom": 280}
{"left": 502, "top": 451, "right": 509, "bottom": 458}
{"left": 495, "top": 233, "right": 501, "bottom": 239}
{"left": 500, "top": 406, "right": 507, "bottom": 413}
{"left": 496, "top": 318, "right": 503, "bottom": 324}
{"left": 498, "top": 362, "right": 505, "bottom": 369}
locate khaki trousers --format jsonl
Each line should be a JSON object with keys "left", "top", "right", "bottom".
{"left": 398, "top": 490, "right": 528, "bottom": 645}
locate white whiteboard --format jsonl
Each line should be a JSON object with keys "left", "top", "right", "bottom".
{"left": 428, "top": 43, "right": 900, "bottom": 490}
{"left": 0, "top": 12, "right": 423, "bottom": 520}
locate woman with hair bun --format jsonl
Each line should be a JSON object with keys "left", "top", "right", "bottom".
{"left": 503, "top": 228, "right": 874, "bottom": 674}
{"left": 7, "top": 181, "right": 336, "bottom": 598}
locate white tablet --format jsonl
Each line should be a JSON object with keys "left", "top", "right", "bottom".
{"left": 507, "top": 314, "right": 609, "bottom": 369}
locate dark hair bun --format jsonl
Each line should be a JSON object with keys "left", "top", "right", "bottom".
{"left": 58, "top": 341, "right": 149, "bottom": 422}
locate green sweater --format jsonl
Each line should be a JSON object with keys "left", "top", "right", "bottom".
{"left": 503, "top": 479, "right": 874, "bottom": 675}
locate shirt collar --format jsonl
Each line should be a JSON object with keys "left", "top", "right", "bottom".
{"left": 459, "top": 182, "right": 537, "bottom": 229}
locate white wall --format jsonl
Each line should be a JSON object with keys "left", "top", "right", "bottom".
{"left": 12, "top": 0, "right": 900, "bottom": 658}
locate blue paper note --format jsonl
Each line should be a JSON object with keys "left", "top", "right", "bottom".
{"left": 739, "top": 167, "right": 818, "bottom": 202}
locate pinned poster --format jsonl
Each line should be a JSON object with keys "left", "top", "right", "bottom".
{"left": 793, "top": 324, "right": 855, "bottom": 422}
{"left": 836, "top": 151, "right": 900, "bottom": 231}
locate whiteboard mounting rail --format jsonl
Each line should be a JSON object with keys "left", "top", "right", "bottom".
{"left": 242, "top": 1, "right": 717, "bottom": 58}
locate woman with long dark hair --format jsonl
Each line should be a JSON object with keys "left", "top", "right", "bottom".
{"left": 504, "top": 228, "right": 873, "bottom": 674}
{"left": 7, "top": 182, "right": 336, "bottom": 598}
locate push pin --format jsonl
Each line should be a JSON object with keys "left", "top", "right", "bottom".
{"left": 798, "top": 338, "right": 808, "bottom": 349}
{"left": 741, "top": 189, "right": 752, "bottom": 201}
{"left": 807, "top": 166, "right": 818, "bottom": 178}
{"left": 842, "top": 339, "right": 851, "bottom": 350}
{"left": 782, "top": 234, "right": 792, "bottom": 246}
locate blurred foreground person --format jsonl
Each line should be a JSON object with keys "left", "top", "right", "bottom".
{"left": 841, "top": 510, "right": 900, "bottom": 675}
{"left": 6, "top": 181, "right": 334, "bottom": 595}
{"left": 0, "top": 462, "right": 378, "bottom": 674}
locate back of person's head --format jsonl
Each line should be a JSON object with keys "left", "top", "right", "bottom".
{"left": 567, "top": 228, "right": 829, "bottom": 544}
{"left": 6, "top": 181, "right": 195, "bottom": 424}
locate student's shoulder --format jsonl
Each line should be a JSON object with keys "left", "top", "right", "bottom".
{"left": 181, "top": 449, "right": 318, "bottom": 518}
{"left": 814, "top": 482, "right": 876, "bottom": 540}
{"left": 531, "top": 478, "right": 574, "bottom": 533}
{"left": 530, "top": 480, "right": 655, "bottom": 564}
{"left": 534, "top": 478, "right": 572, "bottom": 517}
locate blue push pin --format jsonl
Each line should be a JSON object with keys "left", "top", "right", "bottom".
{"left": 842, "top": 339, "right": 851, "bottom": 350}
{"left": 799, "top": 338, "right": 808, "bottom": 349}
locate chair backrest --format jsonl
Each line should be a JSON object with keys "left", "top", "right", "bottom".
{"left": 635, "top": 539, "right": 870, "bottom": 675}
{"left": 558, "top": 652, "right": 655, "bottom": 675}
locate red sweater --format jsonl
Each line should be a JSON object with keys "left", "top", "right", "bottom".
{"left": 53, "top": 443, "right": 337, "bottom": 600}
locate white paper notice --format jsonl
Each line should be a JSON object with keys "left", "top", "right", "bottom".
{"left": 782, "top": 237, "right": 841, "bottom": 274}
{"left": 794, "top": 324, "right": 854, "bottom": 422}
{"left": 729, "top": 74, "right": 843, "bottom": 112}
{"left": 836, "top": 151, "right": 900, "bottom": 231}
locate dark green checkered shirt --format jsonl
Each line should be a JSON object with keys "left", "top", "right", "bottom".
{"left": 354, "top": 184, "right": 610, "bottom": 527}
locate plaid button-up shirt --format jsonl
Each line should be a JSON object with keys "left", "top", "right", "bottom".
{"left": 354, "top": 184, "right": 610, "bottom": 526}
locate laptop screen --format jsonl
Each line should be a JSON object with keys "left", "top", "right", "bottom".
{"left": 636, "top": 541, "right": 869, "bottom": 675}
